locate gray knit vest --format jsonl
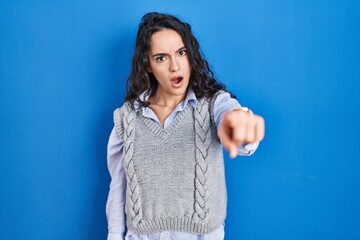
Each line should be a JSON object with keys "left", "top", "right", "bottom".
{"left": 113, "top": 96, "right": 227, "bottom": 235}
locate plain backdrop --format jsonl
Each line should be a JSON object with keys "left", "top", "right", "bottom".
{"left": 1, "top": 1, "right": 360, "bottom": 239}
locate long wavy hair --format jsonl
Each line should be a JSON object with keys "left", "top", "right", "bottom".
{"left": 125, "top": 12, "right": 230, "bottom": 107}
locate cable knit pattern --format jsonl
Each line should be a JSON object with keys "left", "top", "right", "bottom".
{"left": 193, "top": 97, "right": 211, "bottom": 221}
{"left": 122, "top": 103, "right": 142, "bottom": 227}
{"left": 113, "top": 96, "right": 227, "bottom": 235}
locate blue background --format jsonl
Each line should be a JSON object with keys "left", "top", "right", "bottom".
{"left": 1, "top": 1, "right": 359, "bottom": 239}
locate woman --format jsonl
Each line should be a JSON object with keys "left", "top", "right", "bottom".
{"left": 106, "top": 12, "right": 265, "bottom": 240}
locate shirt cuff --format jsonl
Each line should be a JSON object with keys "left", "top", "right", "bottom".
{"left": 237, "top": 141, "right": 259, "bottom": 156}
{"left": 107, "top": 232, "right": 125, "bottom": 240}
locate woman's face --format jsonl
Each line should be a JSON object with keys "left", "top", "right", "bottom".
{"left": 148, "top": 28, "right": 191, "bottom": 100}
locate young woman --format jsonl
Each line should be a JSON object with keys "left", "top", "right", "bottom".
{"left": 106, "top": 12, "right": 265, "bottom": 240}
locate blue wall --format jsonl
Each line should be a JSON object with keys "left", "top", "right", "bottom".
{"left": 1, "top": 1, "right": 359, "bottom": 239}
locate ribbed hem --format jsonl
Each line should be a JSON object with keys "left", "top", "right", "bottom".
{"left": 129, "top": 216, "right": 221, "bottom": 235}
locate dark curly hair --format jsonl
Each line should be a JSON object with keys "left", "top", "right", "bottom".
{"left": 125, "top": 12, "right": 230, "bottom": 107}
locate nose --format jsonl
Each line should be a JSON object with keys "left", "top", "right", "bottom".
{"left": 169, "top": 57, "right": 180, "bottom": 72}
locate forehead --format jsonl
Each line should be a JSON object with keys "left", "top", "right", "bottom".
{"left": 149, "top": 28, "right": 185, "bottom": 53}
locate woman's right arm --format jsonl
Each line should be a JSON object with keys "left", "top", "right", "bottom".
{"left": 106, "top": 127, "right": 127, "bottom": 240}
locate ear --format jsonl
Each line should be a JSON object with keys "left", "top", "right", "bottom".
{"left": 146, "top": 67, "right": 152, "bottom": 73}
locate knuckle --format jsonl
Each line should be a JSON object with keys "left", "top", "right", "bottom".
{"left": 233, "top": 133, "right": 246, "bottom": 144}
{"left": 248, "top": 135, "right": 256, "bottom": 143}
{"left": 246, "top": 132, "right": 255, "bottom": 143}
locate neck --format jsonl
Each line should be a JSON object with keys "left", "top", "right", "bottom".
{"left": 149, "top": 90, "right": 187, "bottom": 109}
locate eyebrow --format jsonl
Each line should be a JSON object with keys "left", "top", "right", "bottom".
{"left": 151, "top": 46, "right": 186, "bottom": 58}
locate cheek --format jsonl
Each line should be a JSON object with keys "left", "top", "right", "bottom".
{"left": 148, "top": 62, "right": 161, "bottom": 74}
{"left": 150, "top": 66, "right": 169, "bottom": 81}
{"left": 148, "top": 61, "right": 156, "bottom": 73}
{"left": 154, "top": 65, "right": 167, "bottom": 74}
{"left": 180, "top": 58, "right": 191, "bottom": 71}
{"left": 185, "top": 61, "right": 192, "bottom": 76}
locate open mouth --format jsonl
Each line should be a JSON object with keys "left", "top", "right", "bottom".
{"left": 171, "top": 76, "right": 183, "bottom": 84}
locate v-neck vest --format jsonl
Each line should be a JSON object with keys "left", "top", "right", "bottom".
{"left": 113, "top": 96, "right": 227, "bottom": 235}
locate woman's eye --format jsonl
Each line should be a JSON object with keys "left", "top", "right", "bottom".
{"left": 156, "top": 56, "right": 166, "bottom": 62}
{"left": 179, "top": 50, "right": 187, "bottom": 56}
